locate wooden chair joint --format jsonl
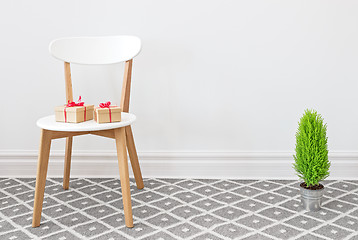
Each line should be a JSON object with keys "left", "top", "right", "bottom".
{"left": 49, "top": 131, "right": 90, "bottom": 140}
{"left": 90, "top": 129, "right": 115, "bottom": 139}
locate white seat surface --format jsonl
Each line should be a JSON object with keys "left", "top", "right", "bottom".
{"left": 37, "top": 113, "right": 136, "bottom": 132}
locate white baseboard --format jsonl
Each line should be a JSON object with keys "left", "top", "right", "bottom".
{"left": 0, "top": 150, "right": 358, "bottom": 179}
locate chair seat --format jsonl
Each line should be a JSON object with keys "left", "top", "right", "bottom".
{"left": 37, "top": 112, "right": 136, "bottom": 132}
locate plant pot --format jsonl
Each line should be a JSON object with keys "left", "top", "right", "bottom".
{"left": 300, "top": 183, "right": 324, "bottom": 211}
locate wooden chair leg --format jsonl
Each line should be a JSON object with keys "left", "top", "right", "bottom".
{"left": 32, "top": 129, "right": 52, "bottom": 227}
{"left": 114, "top": 128, "right": 133, "bottom": 228}
{"left": 125, "top": 126, "right": 144, "bottom": 189}
{"left": 63, "top": 136, "right": 73, "bottom": 190}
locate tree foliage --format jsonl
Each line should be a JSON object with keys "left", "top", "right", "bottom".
{"left": 293, "top": 109, "right": 330, "bottom": 187}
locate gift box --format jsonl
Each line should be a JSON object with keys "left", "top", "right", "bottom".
{"left": 94, "top": 101, "right": 122, "bottom": 123}
{"left": 55, "top": 97, "right": 94, "bottom": 123}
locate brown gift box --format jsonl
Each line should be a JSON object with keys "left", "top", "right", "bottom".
{"left": 94, "top": 106, "right": 122, "bottom": 123}
{"left": 55, "top": 105, "right": 94, "bottom": 123}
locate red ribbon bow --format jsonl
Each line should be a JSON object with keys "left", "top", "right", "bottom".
{"left": 99, "top": 101, "right": 111, "bottom": 108}
{"left": 66, "top": 96, "right": 84, "bottom": 107}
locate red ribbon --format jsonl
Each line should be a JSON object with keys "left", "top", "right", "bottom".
{"left": 99, "top": 101, "right": 111, "bottom": 108}
{"left": 64, "top": 96, "right": 86, "bottom": 122}
{"left": 66, "top": 96, "right": 84, "bottom": 107}
{"left": 99, "top": 101, "right": 113, "bottom": 123}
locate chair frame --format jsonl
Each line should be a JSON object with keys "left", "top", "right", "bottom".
{"left": 32, "top": 59, "right": 144, "bottom": 228}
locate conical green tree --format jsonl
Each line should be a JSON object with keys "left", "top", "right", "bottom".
{"left": 293, "top": 109, "right": 330, "bottom": 187}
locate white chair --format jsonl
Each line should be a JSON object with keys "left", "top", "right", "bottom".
{"left": 32, "top": 36, "right": 144, "bottom": 228}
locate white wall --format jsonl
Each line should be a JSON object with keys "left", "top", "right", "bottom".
{"left": 1, "top": 1, "right": 358, "bottom": 178}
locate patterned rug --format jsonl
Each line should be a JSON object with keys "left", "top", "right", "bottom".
{"left": 1, "top": 178, "right": 358, "bottom": 240}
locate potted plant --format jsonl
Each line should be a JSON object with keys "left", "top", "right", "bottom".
{"left": 293, "top": 109, "right": 331, "bottom": 211}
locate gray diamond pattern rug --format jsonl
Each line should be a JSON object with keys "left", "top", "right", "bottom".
{"left": 1, "top": 178, "right": 358, "bottom": 239}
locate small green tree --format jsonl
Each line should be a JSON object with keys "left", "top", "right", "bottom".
{"left": 293, "top": 109, "right": 330, "bottom": 187}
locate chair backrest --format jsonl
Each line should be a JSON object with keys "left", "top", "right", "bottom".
{"left": 49, "top": 35, "right": 141, "bottom": 112}
{"left": 49, "top": 35, "right": 141, "bottom": 64}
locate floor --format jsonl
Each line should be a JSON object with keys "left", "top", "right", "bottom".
{"left": 0, "top": 178, "right": 358, "bottom": 240}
